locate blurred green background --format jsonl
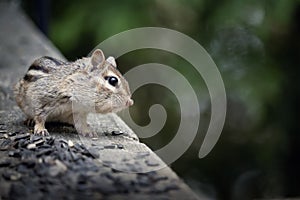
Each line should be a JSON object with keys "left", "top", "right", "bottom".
{"left": 24, "top": 0, "right": 299, "bottom": 199}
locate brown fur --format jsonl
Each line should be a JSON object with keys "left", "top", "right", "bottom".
{"left": 14, "top": 49, "right": 133, "bottom": 136}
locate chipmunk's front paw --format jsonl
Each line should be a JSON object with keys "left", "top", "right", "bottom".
{"left": 78, "top": 130, "right": 98, "bottom": 138}
{"left": 34, "top": 126, "right": 49, "bottom": 136}
{"left": 74, "top": 119, "right": 98, "bottom": 138}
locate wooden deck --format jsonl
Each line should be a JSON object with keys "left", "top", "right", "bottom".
{"left": 0, "top": 2, "right": 204, "bottom": 200}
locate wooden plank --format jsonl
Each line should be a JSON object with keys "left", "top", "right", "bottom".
{"left": 0, "top": 2, "right": 204, "bottom": 199}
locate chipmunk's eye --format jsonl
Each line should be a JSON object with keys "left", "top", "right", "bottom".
{"left": 104, "top": 76, "right": 118, "bottom": 87}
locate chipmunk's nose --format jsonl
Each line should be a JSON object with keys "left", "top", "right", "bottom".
{"left": 126, "top": 99, "right": 134, "bottom": 107}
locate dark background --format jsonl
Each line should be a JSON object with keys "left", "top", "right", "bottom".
{"left": 23, "top": 0, "right": 299, "bottom": 199}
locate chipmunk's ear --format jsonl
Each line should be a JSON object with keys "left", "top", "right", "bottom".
{"left": 106, "top": 56, "right": 117, "bottom": 68}
{"left": 90, "top": 49, "right": 105, "bottom": 70}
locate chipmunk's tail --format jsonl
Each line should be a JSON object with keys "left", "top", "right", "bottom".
{"left": 13, "top": 79, "right": 25, "bottom": 109}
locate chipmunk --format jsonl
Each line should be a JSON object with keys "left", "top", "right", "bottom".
{"left": 14, "top": 49, "right": 133, "bottom": 137}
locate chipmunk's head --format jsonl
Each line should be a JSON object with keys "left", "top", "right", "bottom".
{"left": 87, "top": 49, "right": 133, "bottom": 113}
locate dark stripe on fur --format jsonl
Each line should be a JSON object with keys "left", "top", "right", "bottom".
{"left": 43, "top": 56, "right": 65, "bottom": 66}
{"left": 24, "top": 74, "right": 38, "bottom": 82}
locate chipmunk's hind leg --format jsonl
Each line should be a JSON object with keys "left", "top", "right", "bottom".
{"left": 33, "top": 115, "right": 49, "bottom": 136}
{"left": 24, "top": 118, "right": 35, "bottom": 127}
